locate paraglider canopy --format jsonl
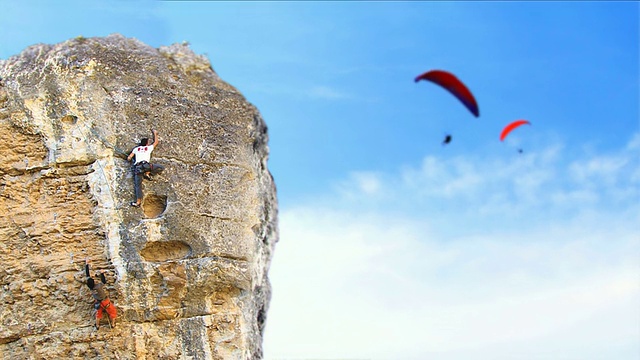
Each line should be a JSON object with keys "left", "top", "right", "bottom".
{"left": 415, "top": 70, "right": 480, "bottom": 118}
{"left": 500, "top": 120, "right": 531, "bottom": 141}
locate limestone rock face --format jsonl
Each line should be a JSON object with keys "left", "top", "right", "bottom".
{"left": 0, "top": 34, "right": 278, "bottom": 359}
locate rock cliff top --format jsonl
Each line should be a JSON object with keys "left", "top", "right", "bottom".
{"left": 0, "top": 34, "right": 278, "bottom": 359}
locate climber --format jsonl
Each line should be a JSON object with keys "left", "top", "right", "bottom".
{"left": 127, "top": 129, "right": 165, "bottom": 207}
{"left": 85, "top": 258, "right": 117, "bottom": 330}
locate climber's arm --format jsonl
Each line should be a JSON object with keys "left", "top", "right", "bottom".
{"left": 152, "top": 129, "right": 159, "bottom": 147}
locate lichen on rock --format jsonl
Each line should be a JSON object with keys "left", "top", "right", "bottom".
{"left": 0, "top": 33, "right": 278, "bottom": 359}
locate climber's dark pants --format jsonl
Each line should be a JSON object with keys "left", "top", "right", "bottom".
{"left": 132, "top": 161, "right": 164, "bottom": 202}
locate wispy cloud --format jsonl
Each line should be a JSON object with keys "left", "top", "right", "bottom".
{"left": 243, "top": 83, "right": 359, "bottom": 102}
{"left": 329, "top": 137, "right": 638, "bottom": 222}
{"left": 334, "top": 171, "right": 387, "bottom": 201}
{"left": 307, "top": 85, "right": 353, "bottom": 100}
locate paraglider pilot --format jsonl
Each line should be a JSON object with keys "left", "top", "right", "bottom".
{"left": 85, "top": 259, "right": 117, "bottom": 330}
{"left": 127, "top": 129, "right": 165, "bottom": 207}
{"left": 442, "top": 134, "right": 452, "bottom": 145}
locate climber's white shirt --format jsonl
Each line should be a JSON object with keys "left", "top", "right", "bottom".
{"left": 133, "top": 145, "right": 154, "bottom": 164}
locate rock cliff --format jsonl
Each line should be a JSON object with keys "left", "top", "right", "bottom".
{"left": 0, "top": 34, "right": 278, "bottom": 359}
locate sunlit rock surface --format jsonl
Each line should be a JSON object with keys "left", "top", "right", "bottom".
{"left": 0, "top": 34, "right": 278, "bottom": 359}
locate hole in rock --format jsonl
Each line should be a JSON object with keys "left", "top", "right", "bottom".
{"left": 140, "top": 241, "right": 192, "bottom": 262}
{"left": 143, "top": 194, "right": 167, "bottom": 218}
{"left": 60, "top": 115, "right": 78, "bottom": 124}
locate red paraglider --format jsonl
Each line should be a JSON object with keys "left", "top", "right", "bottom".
{"left": 415, "top": 70, "right": 480, "bottom": 117}
{"left": 500, "top": 120, "right": 531, "bottom": 141}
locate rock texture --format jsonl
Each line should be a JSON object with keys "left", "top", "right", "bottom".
{"left": 0, "top": 34, "right": 278, "bottom": 359}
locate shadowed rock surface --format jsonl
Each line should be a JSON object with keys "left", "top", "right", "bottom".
{"left": 0, "top": 34, "right": 278, "bottom": 359}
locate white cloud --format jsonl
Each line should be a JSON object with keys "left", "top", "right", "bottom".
{"left": 264, "top": 208, "right": 639, "bottom": 360}
{"left": 627, "top": 132, "right": 640, "bottom": 151}
{"left": 263, "top": 136, "right": 640, "bottom": 360}
{"left": 335, "top": 171, "right": 385, "bottom": 200}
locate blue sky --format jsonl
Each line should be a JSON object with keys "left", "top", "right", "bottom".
{"left": 2, "top": 1, "right": 639, "bottom": 359}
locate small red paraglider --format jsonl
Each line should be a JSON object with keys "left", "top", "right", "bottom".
{"left": 415, "top": 70, "right": 480, "bottom": 117}
{"left": 500, "top": 120, "right": 531, "bottom": 141}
